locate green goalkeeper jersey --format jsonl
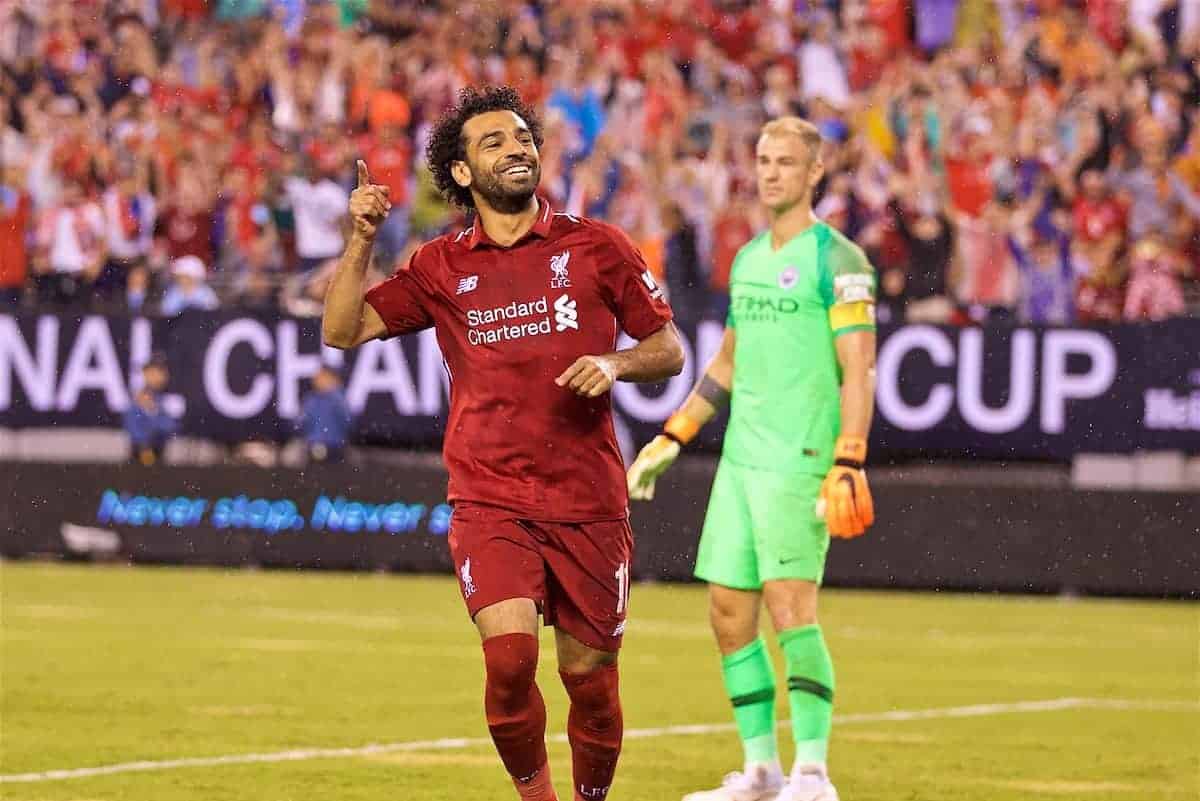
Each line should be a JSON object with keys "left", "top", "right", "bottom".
{"left": 723, "top": 220, "right": 876, "bottom": 476}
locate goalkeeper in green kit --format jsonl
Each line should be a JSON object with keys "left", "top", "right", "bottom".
{"left": 627, "top": 117, "right": 877, "bottom": 801}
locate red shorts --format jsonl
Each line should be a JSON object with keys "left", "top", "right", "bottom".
{"left": 447, "top": 502, "right": 634, "bottom": 653}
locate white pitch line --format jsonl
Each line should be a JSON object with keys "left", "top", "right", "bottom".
{"left": 1, "top": 697, "right": 1193, "bottom": 784}
{"left": 833, "top": 696, "right": 1197, "bottom": 724}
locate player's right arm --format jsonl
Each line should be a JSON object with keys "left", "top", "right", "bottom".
{"left": 627, "top": 326, "right": 735, "bottom": 501}
{"left": 322, "top": 160, "right": 391, "bottom": 349}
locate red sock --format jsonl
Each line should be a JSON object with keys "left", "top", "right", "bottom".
{"left": 560, "top": 663, "right": 623, "bottom": 801}
{"left": 483, "top": 633, "right": 552, "bottom": 796}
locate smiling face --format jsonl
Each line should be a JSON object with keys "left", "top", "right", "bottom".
{"left": 453, "top": 110, "right": 541, "bottom": 214}
{"left": 755, "top": 126, "right": 823, "bottom": 216}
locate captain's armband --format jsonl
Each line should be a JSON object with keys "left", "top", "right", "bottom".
{"left": 829, "top": 301, "right": 876, "bottom": 336}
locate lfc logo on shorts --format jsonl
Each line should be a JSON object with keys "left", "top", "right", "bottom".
{"left": 549, "top": 251, "right": 571, "bottom": 288}
{"left": 460, "top": 557, "right": 477, "bottom": 598}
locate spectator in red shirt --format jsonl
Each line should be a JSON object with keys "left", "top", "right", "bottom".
{"left": 1085, "top": 0, "right": 1127, "bottom": 51}
{"left": 847, "top": 23, "right": 889, "bottom": 92}
{"left": 162, "top": 0, "right": 208, "bottom": 22}
{"left": 303, "top": 121, "right": 353, "bottom": 179}
{"left": 229, "top": 116, "right": 283, "bottom": 180}
{"left": 945, "top": 129, "right": 996, "bottom": 218}
{"left": 1124, "top": 237, "right": 1186, "bottom": 322}
{"left": 157, "top": 160, "right": 217, "bottom": 266}
{"left": 950, "top": 199, "right": 1018, "bottom": 314}
{"left": 710, "top": 196, "right": 755, "bottom": 295}
{"left": 868, "top": 0, "right": 913, "bottom": 52}
{"left": 0, "top": 164, "right": 33, "bottom": 306}
{"left": 507, "top": 52, "right": 547, "bottom": 108}
{"left": 1072, "top": 169, "right": 1127, "bottom": 321}
{"left": 1073, "top": 170, "right": 1126, "bottom": 254}
{"left": 706, "top": 1, "right": 762, "bottom": 62}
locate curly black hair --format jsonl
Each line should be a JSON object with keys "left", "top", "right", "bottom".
{"left": 425, "top": 85, "right": 544, "bottom": 209}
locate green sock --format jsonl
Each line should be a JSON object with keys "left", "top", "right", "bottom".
{"left": 721, "top": 637, "right": 779, "bottom": 765}
{"left": 779, "top": 624, "right": 835, "bottom": 766}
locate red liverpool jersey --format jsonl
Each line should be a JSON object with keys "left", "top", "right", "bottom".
{"left": 365, "top": 199, "right": 673, "bottom": 520}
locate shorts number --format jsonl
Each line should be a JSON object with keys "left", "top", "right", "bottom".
{"left": 615, "top": 561, "right": 630, "bottom": 615}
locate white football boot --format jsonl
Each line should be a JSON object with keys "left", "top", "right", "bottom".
{"left": 773, "top": 771, "right": 839, "bottom": 801}
{"left": 681, "top": 763, "right": 786, "bottom": 801}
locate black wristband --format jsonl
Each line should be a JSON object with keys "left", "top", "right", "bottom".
{"left": 834, "top": 457, "right": 864, "bottom": 470}
{"left": 662, "top": 430, "right": 685, "bottom": 445}
{"left": 696, "top": 374, "right": 731, "bottom": 411}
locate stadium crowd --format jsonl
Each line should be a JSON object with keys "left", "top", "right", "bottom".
{"left": 1, "top": 0, "right": 1198, "bottom": 326}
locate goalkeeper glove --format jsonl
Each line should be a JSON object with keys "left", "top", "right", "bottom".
{"left": 819, "top": 435, "right": 875, "bottom": 538}
{"left": 626, "top": 411, "right": 700, "bottom": 500}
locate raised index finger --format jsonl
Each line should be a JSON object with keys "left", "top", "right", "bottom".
{"left": 357, "top": 159, "right": 370, "bottom": 187}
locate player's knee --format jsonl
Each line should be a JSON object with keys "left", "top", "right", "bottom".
{"left": 561, "top": 664, "right": 621, "bottom": 727}
{"left": 764, "top": 596, "right": 817, "bottom": 631}
{"left": 768, "top": 607, "right": 817, "bottom": 632}
{"left": 763, "top": 582, "right": 818, "bottom": 631}
{"left": 482, "top": 634, "right": 539, "bottom": 708}
{"left": 709, "top": 601, "right": 757, "bottom": 653}
{"left": 487, "top": 660, "right": 536, "bottom": 705}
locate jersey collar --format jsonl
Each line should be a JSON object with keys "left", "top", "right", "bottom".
{"left": 466, "top": 196, "right": 554, "bottom": 250}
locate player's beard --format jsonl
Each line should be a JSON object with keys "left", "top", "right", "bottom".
{"left": 471, "top": 157, "right": 541, "bottom": 214}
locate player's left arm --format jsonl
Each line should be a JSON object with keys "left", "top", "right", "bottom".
{"left": 820, "top": 241, "right": 878, "bottom": 538}
{"left": 834, "top": 329, "right": 876, "bottom": 454}
{"left": 556, "top": 323, "right": 684, "bottom": 398}
{"left": 822, "top": 326, "right": 878, "bottom": 539}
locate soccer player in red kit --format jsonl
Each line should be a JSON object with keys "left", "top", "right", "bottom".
{"left": 322, "top": 86, "right": 684, "bottom": 801}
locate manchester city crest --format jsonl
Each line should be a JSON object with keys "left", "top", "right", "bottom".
{"left": 778, "top": 266, "right": 799, "bottom": 290}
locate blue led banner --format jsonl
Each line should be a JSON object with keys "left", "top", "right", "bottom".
{"left": 1, "top": 461, "right": 1194, "bottom": 597}
{"left": 1, "top": 463, "right": 455, "bottom": 572}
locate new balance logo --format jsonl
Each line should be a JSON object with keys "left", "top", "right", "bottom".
{"left": 515, "top": 767, "right": 541, "bottom": 784}
{"left": 550, "top": 251, "right": 571, "bottom": 288}
{"left": 611, "top": 620, "right": 626, "bottom": 637}
{"left": 460, "top": 557, "right": 477, "bottom": 598}
{"left": 554, "top": 294, "right": 578, "bottom": 331}
{"left": 456, "top": 275, "right": 479, "bottom": 295}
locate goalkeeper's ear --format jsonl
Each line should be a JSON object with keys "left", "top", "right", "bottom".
{"left": 808, "top": 156, "right": 825, "bottom": 195}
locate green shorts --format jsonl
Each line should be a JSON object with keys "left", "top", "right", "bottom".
{"left": 694, "top": 460, "right": 830, "bottom": 590}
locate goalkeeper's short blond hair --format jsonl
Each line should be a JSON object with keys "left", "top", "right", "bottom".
{"left": 760, "top": 117, "right": 823, "bottom": 159}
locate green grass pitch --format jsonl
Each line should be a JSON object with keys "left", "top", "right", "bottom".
{"left": 1, "top": 562, "right": 1196, "bottom": 801}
